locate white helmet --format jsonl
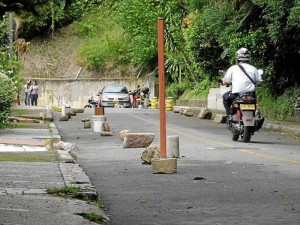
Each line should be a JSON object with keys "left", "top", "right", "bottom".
{"left": 236, "top": 47, "right": 250, "bottom": 61}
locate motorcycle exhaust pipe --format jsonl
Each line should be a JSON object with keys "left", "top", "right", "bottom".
{"left": 255, "top": 116, "right": 265, "bottom": 131}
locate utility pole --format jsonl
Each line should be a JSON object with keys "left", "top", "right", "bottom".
{"left": 8, "top": 12, "right": 14, "bottom": 60}
{"left": 158, "top": 17, "right": 166, "bottom": 158}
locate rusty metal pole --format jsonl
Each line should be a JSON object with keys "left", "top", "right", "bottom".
{"left": 158, "top": 18, "right": 166, "bottom": 158}
{"left": 8, "top": 12, "right": 14, "bottom": 60}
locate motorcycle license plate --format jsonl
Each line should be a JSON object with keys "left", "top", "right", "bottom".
{"left": 240, "top": 104, "right": 255, "bottom": 110}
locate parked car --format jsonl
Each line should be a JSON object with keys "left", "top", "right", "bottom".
{"left": 99, "top": 85, "right": 131, "bottom": 107}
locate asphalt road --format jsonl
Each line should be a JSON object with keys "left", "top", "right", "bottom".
{"left": 53, "top": 108, "right": 300, "bottom": 225}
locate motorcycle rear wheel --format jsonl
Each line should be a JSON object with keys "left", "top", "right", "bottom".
{"left": 232, "top": 132, "right": 239, "bottom": 141}
{"left": 242, "top": 126, "right": 252, "bottom": 143}
{"left": 230, "top": 122, "right": 240, "bottom": 141}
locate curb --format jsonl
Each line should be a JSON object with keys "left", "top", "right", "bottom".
{"left": 51, "top": 123, "right": 110, "bottom": 221}
{"left": 263, "top": 122, "right": 300, "bottom": 136}
{"left": 51, "top": 123, "right": 98, "bottom": 198}
{"left": 173, "top": 106, "right": 300, "bottom": 137}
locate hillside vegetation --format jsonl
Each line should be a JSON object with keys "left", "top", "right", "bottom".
{"left": 1, "top": 0, "right": 300, "bottom": 121}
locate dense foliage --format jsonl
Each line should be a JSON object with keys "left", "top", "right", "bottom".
{"left": 74, "top": 3, "right": 130, "bottom": 70}
{"left": 0, "top": 0, "right": 103, "bottom": 38}
{"left": 0, "top": 46, "right": 22, "bottom": 127}
{"left": 0, "top": 76, "right": 15, "bottom": 128}
{"left": 113, "top": 0, "right": 300, "bottom": 93}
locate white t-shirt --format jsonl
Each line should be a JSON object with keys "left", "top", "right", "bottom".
{"left": 223, "top": 63, "right": 263, "bottom": 94}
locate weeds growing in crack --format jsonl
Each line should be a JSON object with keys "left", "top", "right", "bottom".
{"left": 47, "top": 187, "right": 106, "bottom": 223}
{"left": 77, "top": 212, "right": 104, "bottom": 224}
{"left": 47, "top": 187, "right": 80, "bottom": 197}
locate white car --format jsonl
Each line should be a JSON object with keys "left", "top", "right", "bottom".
{"left": 99, "top": 85, "right": 131, "bottom": 107}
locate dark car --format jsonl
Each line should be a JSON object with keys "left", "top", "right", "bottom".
{"left": 99, "top": 85, "right": 131, "bottom": 107}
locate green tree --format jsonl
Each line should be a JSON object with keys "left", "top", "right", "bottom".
{"left": 115, "top": 0, "right": 161, "bottom": 67}
{"left": 0, "top": 75, "right": 15, "bottom": 128}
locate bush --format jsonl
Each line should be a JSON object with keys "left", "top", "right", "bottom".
{"left": 258, "top": 86, "right": 300, "bottom": 121}
{"left": 75, "top": 6, "right": 130, "bottom": 69}
{"left": 0, "top": 76, "right": 14, "bottom": 128}
{"left": 194, "top": 77, "right": 211, "bottom": 97}
{"left": 166, "top": 81, "right": 191, "bottom": 101}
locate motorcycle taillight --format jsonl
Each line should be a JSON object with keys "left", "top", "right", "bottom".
{"left": 242, "top": 95, "right": 253, "bottom": 103}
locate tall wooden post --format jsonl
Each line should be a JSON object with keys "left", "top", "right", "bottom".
{"left": 158, "top": 18, "right": 166, "bottom": 158}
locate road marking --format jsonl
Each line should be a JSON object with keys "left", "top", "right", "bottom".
{"left": 239, "top": 149, "right": 300, "bottom": 165}
{"left": 128, "top": 113, "right": 233, "bottom": 147}
{"left": 0, "top": 207, "right": 30, "bottom": 212}
{"left": 128, "top": 113, "right": 300, "bottom": 165}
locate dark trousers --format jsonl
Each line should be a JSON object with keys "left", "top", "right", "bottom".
{"left": 31, "top": 94, "right": 38, "bottom": 106}
{"left": 222, "top": 91, "right": 239, "bottom": 116}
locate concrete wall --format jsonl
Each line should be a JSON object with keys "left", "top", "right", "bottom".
{"left": 207, "top": 86, "right": 230, "bottom": 111}
{"left": 175, "top": 99, "right": 207, "bottom": 108}
{"left": 23, "top": 77, "right": 156, "bottom": 108}
{"left": 175, "top": 85, "right": 228, "bottom": 111}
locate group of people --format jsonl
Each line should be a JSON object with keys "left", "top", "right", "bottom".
{"left": 23, "top": 80, "right": 39, "bottom": 106}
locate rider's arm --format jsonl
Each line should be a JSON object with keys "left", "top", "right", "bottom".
{"left": 222, "top": 66, "right": 233, "bottom": 86}
{"left": 255, "top": 69, "right": 263, "bottom": 85}
{"left": 222, "top": 79, "right": 230, "bottom": 86}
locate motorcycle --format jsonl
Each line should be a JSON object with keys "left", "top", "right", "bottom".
{"left": 131, "top": 86, "right": 150, "bottom": 108}
{"left": 131, "top": 89, "right": 140, "bottom": 108}
{"left": 228, "top": 92, "right": 265, "bottom": 142}
{"left": 227, "top": 69, "right": 265, "bottom": 142}
{"left": 84, "top": 95, "right": 100, "bottom": 108}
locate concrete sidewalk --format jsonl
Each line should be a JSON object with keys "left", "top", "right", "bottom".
{"left": 0, "top": 106, "right": 109, "bottom": 225}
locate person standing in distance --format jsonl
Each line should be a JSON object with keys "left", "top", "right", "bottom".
{"left": 23, "top": 79, "right": 31, "bottom": 105}
{"left": 222, "top": 47, "right": 263, "bottom": 120}
{"left": 30, "top": 80, "right": 39, "bottom": 106}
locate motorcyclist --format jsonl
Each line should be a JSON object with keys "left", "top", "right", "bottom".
{"left": 132, "top": 85, "right": 141, "bottom": 107}
{"left": 222, "top": 47, "right": 263, "bottom": 121}
{"left": 141, "top": 85, "right": 150, "bottom": 98}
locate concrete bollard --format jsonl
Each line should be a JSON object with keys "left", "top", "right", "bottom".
{"left": 61, "top": 104, "right": 66, "bottom": 117}
{"left": 92, "top": 115, "right": 106, "bottom": 133}
{"left": 151, "top": 158, "right": 177, "bottom": 174}
{"left": 167, "top": 135, "right": 179, "bottom": 158}
{"left": 81, "top": 118, "right": 91, "bottom": 129}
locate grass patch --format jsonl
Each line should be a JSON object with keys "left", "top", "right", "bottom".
{"left": 78, "top": 212, "right": 104, "bottom": 224}
{"left": 11, "top": 109, "right": 34, "bottom": 115}
{"left": 47, "top": 187, "right": 105, "bottom": 223}
{"left": 82, "top": 196, "right": 105, "bottom": 209}
{"left": 11, "top": 108, "right": 43, "bottom": 116}
{"left": 51, "top": 105, "right": 62, "bottom": 112}
{"left": 0, "top": 152, "right": 59, "bottom": 162}
{"left": 47, "top": 187, "right": 104, "bottom": 208}
{"left": 47, "top": 187, "right": 80, "bottom": 197}
{"left": 8, "top": 122, "right": 48, "bottom": 129}
{"left": 179, "top": 89, "right": 206, "bottom": 100}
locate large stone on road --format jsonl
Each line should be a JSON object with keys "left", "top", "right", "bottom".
{"left": 123, "top": 133, "right": 155, "bottom": 148}
{"left": 214, "top": 114, "right": 227, "bottom": 123}
{"left": 198, "top": 107, "right": 212, "bottom": 119}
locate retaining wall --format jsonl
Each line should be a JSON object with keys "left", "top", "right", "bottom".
{"left": 22, "top": 77, "right": 155, "bottom": 108}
